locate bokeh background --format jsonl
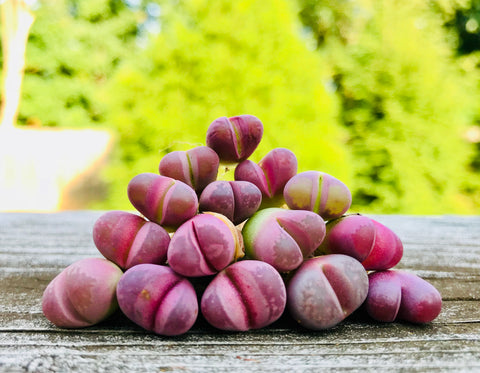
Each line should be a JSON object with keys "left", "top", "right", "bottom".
{"left": 1, "top": 0, "right": 480, "bottom": 214}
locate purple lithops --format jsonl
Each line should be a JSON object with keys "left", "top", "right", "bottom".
{"left": 316, "top": 214, "right": 375, "bottom": 262}
{"left": 127, "top": 172, "right": 198, "bottom": 230}
{"left": 234, "top": 147, "right": 297, "bottom": 208}
{"left": 361, "top": 219, "right": 403, "bottom": 270}
{"left": 283, "top": 171, "right": 351, "bottom": 220}
{"left": 206, "top": 114, "right": 263, "bottom": 163}
{"left": 116, "top": 264, "right": 198, "bottom": 336}
{"left": 92, "top": 211, "right": 170, "bottom": 270}
{"left": 41, "top": 113, "right": 446, "bottom": 336}
{"left": 316, "top": 214, "right": 403, "bottom": 270}
{"left": 287, "top": 254, "right": 369, "bottom": 330}
{"left": 242, "top": 208, "right": 326, "bottom": 272}
{"left": 199, "top": 180, "right": 262, "bottom": 225}
{"left": 365, "top": 270, "right": 442, "bottom": 323}
{"left": 201, "top": 260, "right": 286, "bottom": 331}
{"left": 159, "top": 146, "right": 219, "bottom": 194}
{"left": 167, "top": 212, "right": 244, "bottom": 277}
{"left": 42, "top": 258, "right": 123, "bottom": 328}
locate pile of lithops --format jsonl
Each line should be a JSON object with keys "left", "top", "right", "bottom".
{"left": 42, "top": 115, "right": 442, "bottom": 336}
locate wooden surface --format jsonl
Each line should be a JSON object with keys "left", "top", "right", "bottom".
{"left": 1, "top": 212, "right": 479, "bottom": 372}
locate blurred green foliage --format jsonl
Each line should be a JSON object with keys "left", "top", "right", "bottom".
{"left": 437, "top": 0, "right": 480, "bottom": 195}
{"left": 98, "top": 0, "right": 349, "bottom": 208}
{"left": 298, "top": 0, "right": 480, "bottom": 213}
{"left": 20, "top": 0, "right": 141, "bottom": 128}
{"left": 6, "top": 0, "right": 480, "bottom": 213}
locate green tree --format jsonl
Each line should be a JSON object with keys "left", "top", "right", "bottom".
{"left": 297, "top": 0, "right": 480, "bottom": 213}
{"left": 433, "top": 0, "right": 480, "bottom": 55}
{"left": 433, "top": 0, "right": 480, "bottom": 200}
{"left": 99, "top": 0, "right": 350, "bottom": 209}
{"left": 18, "top": 0, "right": 143, "bottom": 128}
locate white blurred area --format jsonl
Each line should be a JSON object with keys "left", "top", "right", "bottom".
{"left": 0, "top": 126, "right": 112, "bottom": 212}
{"left": 0, "top": 1, "right": 114, "bottom": 212}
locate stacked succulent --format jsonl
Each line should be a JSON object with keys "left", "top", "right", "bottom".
{"left": 42, "top": 115, "right": 442, "bottom": 336}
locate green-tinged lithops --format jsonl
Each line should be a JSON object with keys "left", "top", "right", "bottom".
{"left": 283, "top": 171, "right": 351, "bottom": 220}
{"left": 242, "top": 208, "right": 326, "bottom": 272}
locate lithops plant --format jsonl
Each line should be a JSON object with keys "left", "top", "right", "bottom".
{"left": 159, "top": 146, "right": 219, "bottom": 194}
{"left": 206, "top": 114, "right": 264, "bottom": 163}
{"left": 360, "top": 219, "right": 404, "bottom": 270}
{"left": 316, "top": 214, "right": 403, "bottom": 271}
{"left": 364, "top": 270, "right": 442, "bottom": 323}
{"left": 42, "top": 258, "right": 123, "bottom": 328}
{"left": 127, "top": 173, "right": 198, "bottom": 230}
{"left": 201, "top": 260, "right": 286, "bottom": 331}
{"left": 242, "top": 208, "right": 326, "bottom": 272}
{"left": 116, "top": 264, "right": 198, "bottom": 336}
{"left": 316, "top": 214, "right": 375, "bottom": 262}
{"left": 287, "top": 254, "right": 369, "bottom": 330}
{"left": 199, "top": 180, "right": 262, "bottom": 225}
{"left": 234, "top": 147, "right": 297, "bottom": 208}
{"left": 283, "top": 171, "right": 351, "bottom": 220}
{"left": 92, "top": 210, "right": 170, "bottom": 270}
{"left": 167, "top": 212, "right": 244, "bottom": 277}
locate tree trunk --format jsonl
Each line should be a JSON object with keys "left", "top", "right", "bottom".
{"left": 0, "top": 0, "right": 35, "bottom": 129}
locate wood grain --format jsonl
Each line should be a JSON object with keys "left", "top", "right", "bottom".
{"left": 1, "top": 212, "right": 479, "bottom": 372}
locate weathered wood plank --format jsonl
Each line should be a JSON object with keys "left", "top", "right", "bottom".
{"left": 1, "top": 212, "right": 480, "bottom": 372}
{"left": 1, "top": 328, "right": 480, "bottom": 372}
{"left": 0, "top": 299, "right": 477, "bottom": 330}
{"left": 1, "top": 312, "right": 480, "bottom": 371}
